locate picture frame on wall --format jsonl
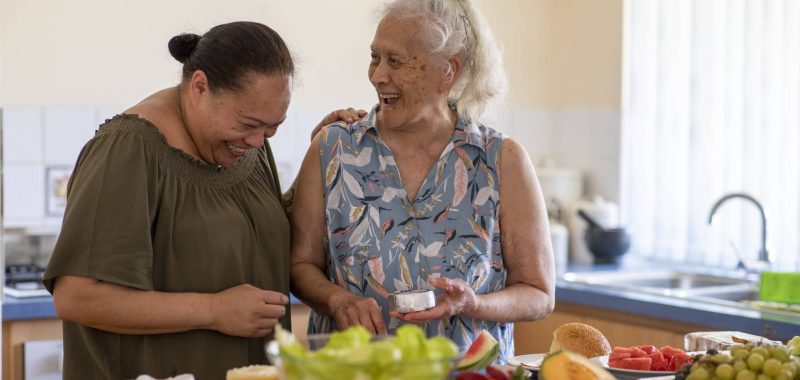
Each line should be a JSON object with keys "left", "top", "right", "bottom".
{"left": 45, "top": 165, "right": 72, "bottom": 217}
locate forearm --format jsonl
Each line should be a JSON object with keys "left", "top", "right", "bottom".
{"left": 290, "top": 263, "right": 353, "bottom": 317}
{"left": 461, "top": 283, "right": 554, "bottom": 323}
{"left": 54, "top": 277, "right": 214, "bottom": 335}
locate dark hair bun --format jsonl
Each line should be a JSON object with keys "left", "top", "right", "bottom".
{"left": 168, "top": 33, "right": 201, "bottom": 63}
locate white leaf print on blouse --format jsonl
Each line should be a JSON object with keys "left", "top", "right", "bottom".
{"left": 341, "top": 147, "right": 372, "bottom": 167}
{"left": 419, "top": 241, "right": 443, "bottom": 258}
{"left": 348, "top": 218, "right": 369, "bottom": 247}
{"left": 474, "top": 187, "right": 499, "bottom": 206}
{"left": 327, "top": 183, "right": 342, "bottom": 210}
{"left": 381, "top": 187, "right": 406, "bottom": 203}
{"left": 342, "top": 170, "right": 364, "bottom": 198}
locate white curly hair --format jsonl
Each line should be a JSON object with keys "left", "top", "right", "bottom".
{"left": 379, "top": 0, "right": 508, "bottom": 124}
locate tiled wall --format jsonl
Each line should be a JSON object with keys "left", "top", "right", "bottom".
{"left": 1, "top": 105, "right": 621, "bottom": 231}
{"left": 2, "top": 107, "right": 117, "bottom": 231}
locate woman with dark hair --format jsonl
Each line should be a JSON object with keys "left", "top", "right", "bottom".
{"left": 43, "top": 21, "right": 361, "bottom": 379}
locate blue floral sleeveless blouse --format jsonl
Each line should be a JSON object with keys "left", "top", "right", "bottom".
{"left": 308, "top": 104, "right": 513, "bottom": 363}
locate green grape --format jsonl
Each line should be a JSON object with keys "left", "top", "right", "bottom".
{"left": 713, "top": 354, "right": 733, "bottom": 364}
{"left": 749, "top": 353, "right": 766, "bottom": 371}
{"left": 753, "top": 348, "right": 772, "bottom": 360}
{"left": 735, "top": 350, "right": 752, "bottom": 361}
{"left": 694, "top": 367, "right": 711, "bottom": 380}
{"left": 763, "top": 358, "right": 783, "bottom": 377}
{"left": 770, "top": 349, "right": 790, "bottom": 363}
{"left": 692, "top": 363, "right": 700, "bottom": 373}
{"left": 755, "top": 374, "right": 772, "bottom": 380}
{"left": 780, "top": 363, "right": 796, "bottom": 378}
{"left": 716, "top": 364, "right": 736, "bottom": 380}
{"left": 788, "top": 336, "right": 800, "bottom": 350}
{"left": 773, "top": 371, "right": 791, "bottom": 380}
{"left": 734, "top": 359, "right": 748, "bottom": 374}
{"left": 737, "top": 369, "right": 756, "bottom": 380}
{"left": 732, "top": 345, "right": 746, "bottom": 355}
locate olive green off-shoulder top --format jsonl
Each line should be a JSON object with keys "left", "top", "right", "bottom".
{"left": 44, "top": 114, "right": 290, "bottom": 380}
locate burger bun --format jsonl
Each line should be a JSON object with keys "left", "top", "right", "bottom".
{"left": 549, "top": 322, "right": 612, "bottom": 358}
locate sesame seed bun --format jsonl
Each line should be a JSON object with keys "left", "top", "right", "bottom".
{"left": 549, "top": 322, "right": 612, "bottom": 358}
{"left": 225, "top": 365, "right": 280, "bottom": 380}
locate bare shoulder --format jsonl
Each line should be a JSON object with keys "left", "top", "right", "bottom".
{"left": 124, "top": 88, "right": 181, "bottom": 135}
{"left": 499, "top": 137, "right": 534, "bottom": 173}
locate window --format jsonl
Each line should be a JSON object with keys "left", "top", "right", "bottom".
{"left": 621, "top": 0, "right": 800, "bottom": 271}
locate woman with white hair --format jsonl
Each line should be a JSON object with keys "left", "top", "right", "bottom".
{"left": 290, "top": 0, "right": 555, "bottom": 362}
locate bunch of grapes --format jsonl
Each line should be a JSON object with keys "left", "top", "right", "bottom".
{"left": 675, "top": 341, "right": 800, "bottom": 380}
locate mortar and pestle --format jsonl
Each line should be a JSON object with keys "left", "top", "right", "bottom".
{"left": 577, "top": 209, "right": 631, "bottom": 264}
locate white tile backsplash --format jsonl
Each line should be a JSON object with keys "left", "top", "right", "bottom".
{"left": 43, "top": 107, "right": 96, "bottom": 164}
{"left": 553, "top": 108, "right": 620, "bottom": 160}
{"left": 510, "top": 109, "right": 557, "bottom": 163}
{"left": 94, "top": 106, "right": 123, "bottom": 127}
{"left": 2, "top": 107, "right": 44, "bottom": 164}
{"left": 510, "top": 108, "right": 621, "bottom": 203}
{"left": 3, "top": 164, "right": 45, "bottom": 224}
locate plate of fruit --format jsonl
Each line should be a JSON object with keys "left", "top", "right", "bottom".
{"left": 596, "top": 345, "right": 696, "bottom": 379}
{"left": 675, "top": 340, "right": 800, "bottom": 380}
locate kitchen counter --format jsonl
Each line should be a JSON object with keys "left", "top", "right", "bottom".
{"left": 557, "top": 258, "right": 799, "bottom": 340}
{"left": 557, "top": 281, "right": 798, "bottom": 340}
{"left": 2, "top": 296, "right": 56, "bottom": 321}
{"left": 2, "top": 294, "right": 306, "bottom": 321}
{"left": 3, "top": 262, "right": 799, "bottom": 340}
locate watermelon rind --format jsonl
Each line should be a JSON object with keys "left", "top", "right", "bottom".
{"left": 456, "top": 331, "right": 500, "bottom": 371}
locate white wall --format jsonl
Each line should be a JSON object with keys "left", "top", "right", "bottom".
{"left": 0, "top": 0, "right": 623, "bottom": 220}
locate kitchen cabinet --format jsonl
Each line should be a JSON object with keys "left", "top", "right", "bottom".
{"left": 0, "top": 304, "right": 312, "bottom": 380}
{"left": 514, "top": 301, "right": 714, "bottom": 355}
{"left": 2, "top": 318, "right": 63, "bottom": 380}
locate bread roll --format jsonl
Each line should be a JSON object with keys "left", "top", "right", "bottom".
{"left": 225, "top": 365, "right": 280, "bottom": 380}
{"left": 549, "top": 322, "right": 611, "bottom": 358}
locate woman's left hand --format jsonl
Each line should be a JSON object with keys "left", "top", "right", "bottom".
{"left": 310, "top": 108, "right": 367, "bottom": 141}
{"left": 389, "top": 277, "right": 479, "bottom": 324}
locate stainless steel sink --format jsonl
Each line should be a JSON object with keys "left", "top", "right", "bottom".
{"left": 562, "top": 270, "right": 753, "bottom": 291}
{"left": 561, "top": 269, "right": 798, "bottom": 315}
{"left": 562, "top": 270, "right": 760, "bottom": 302}
{"left": 693, "top": 289, "right": 760, "bottom": 302}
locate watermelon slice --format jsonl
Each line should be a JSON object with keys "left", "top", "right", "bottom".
{"left": 659, "top": 346, "right": 683, "bottom": 360}
{"left": 621, "top": 357, "right": 652, "bottom": 371}
{"left": 638, "top": 345, "right": 657, "bottom": 355}
{"left": 457, "top": 330, "right": 499, "bottom": 371}
{"left": 669, "top": 352, "right": 693, "bottom": 371}
{"left": 609, "top": 345, "right": 691, "bottom": 372}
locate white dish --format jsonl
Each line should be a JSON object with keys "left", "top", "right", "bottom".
{"left": 507, "top": 353, "right": 546, "bottom": 370}
{"left": 596, "top": 351, "right": 711, "bottom": 380}
{"left": 596, "top": 354, "right": 675, "bottom": 379}
{"left": 508, "top": 353, "right": 605, "bottom": 371}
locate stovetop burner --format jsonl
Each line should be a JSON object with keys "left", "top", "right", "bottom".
{"left": 6, "top": 264, "right": 45, "bottom": 284}
{"left": 4, "top": 264, "right": 48, "bottom": 298}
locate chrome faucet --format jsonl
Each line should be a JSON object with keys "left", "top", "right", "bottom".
{"left": 707, "top": 193, "right": 769, "bottom": 265}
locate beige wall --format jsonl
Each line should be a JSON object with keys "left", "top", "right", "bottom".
{"left": 548, "top": 0, "right": 622, "bottom": 108}
{"left": 0, "top": 0, "right": 621, "bottom": 110}
{"left": 481, "top": 0, "right": 622, "bottom": 110}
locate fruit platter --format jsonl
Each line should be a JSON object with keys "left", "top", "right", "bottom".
{"left": 267, "top": 324, "right": 527, "bottom": 380}
{"left": 266, "top": 320, "right": 800, "bottom": 380}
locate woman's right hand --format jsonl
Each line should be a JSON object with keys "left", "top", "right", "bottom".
{"left": 328, "top": 292, "right": 386, "bottom": 335}
{"left": 210, "top": 284, "right": 288, "bottom": 337}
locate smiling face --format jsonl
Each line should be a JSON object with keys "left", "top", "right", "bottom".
{"left": 369, "top": 16, "right": 450, "bottom": 130}
{"left": 191, "top": 72, "right": 291, "bottom": 168}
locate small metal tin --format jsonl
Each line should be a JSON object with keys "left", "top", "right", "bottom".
{"left": 389, "top": 289, "right": 436, "bottom": 313}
